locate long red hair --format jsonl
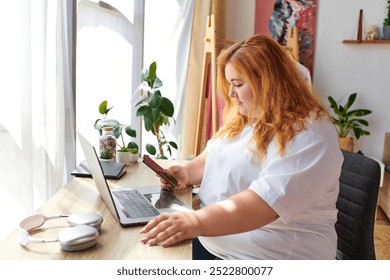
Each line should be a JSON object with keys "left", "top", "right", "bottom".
{"left": 215, "top": 34, "right": 328, "bottom": 160}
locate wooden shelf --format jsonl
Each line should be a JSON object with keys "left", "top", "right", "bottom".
{"left": 343, "top": 10, "right": 390, "bottom": 45}
{"left": 343, "top": 39, "right": 390, "bottom": 44}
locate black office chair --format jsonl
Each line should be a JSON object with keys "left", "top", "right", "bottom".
{"left": 335, "top": 149, "right": 381, "bottom": 260}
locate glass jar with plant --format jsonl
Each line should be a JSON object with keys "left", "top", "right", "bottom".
{"left": 328, "top": 92, "right": 372, "bottom": 152}
{"left": 384, "top": 0, "right": 390, "bottom": 39}
{"left": 134, "top": 61, "right": 178, "bottom": 159}
{"left": 99, "top": 126, "right": 117, "bottom": 161}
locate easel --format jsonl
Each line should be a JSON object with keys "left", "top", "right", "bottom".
{"left": 286, "top": 26, "right": 299, "bottom": 62}
{"left": 194, "top": 14, "right": 236, "bottom": 156}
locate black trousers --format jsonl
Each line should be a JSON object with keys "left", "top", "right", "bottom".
{"left": 192, "top": 238, "right": 219, "bottom": 260}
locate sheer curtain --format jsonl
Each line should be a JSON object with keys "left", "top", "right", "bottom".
{"left": 0, "top": 0, "right": 74, "bottom": 239}
{"left": 0, "top": 0, "right": 194, "bottom": 240}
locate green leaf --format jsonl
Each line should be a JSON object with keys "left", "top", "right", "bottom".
{"left": 160, "top": 97, "right": 174, "bottom": 117}
{"left": 143, "top": 107, "right": 154, "bottom": 131}
{"left": 168, "top": 141, "right": 177, "bottom": 150}
{"left": 124, "top": 126, "right": 136, "bottom": 137}
{"left": 147, "top": 61, "right": 157, "bottom": 81}
{"left": 344, "top": 92, "right": 357, "bottom": 111}
{"left": 114, "top": 126, "right": 122, "bottom": 138}
{"left": 354, "top": 127, "right": 362, "bottom": 139}
{"left": 338, "top": 105, "right": 345, "bottom": 115}
{"left": 151, "top": 108, "right": 161, "bottom": 123}
{"left": 146, "top": 144, "right": 157, "bottom": 155}
{"left": 166, "top": 145, "right": 172, "bottom": 156}
{"left": 162, "top": 116, "right": 169, "bottom": 125}
{"left": 328, "top": 96, "right": 339, "bottom": 112}
{"left": 157, "top": 155, "right": 168, "bottom": 160}
{"left": 169, "top": 141, "right": 178, "bottom": 149}
{"left": 99, "top": 101, "right": 108, "bottom": 114}
{"left": 351, "top": 119, "right": 369, "bottom": 126}
{"left": 148, "top": 90, "right": 162, "bottom": 109}
{"left": 127, "top": 141, "right": 138, "bottom": 151}
{"left": 136, "top": 105, "right": 148, "bottom": 117}
{"left": 153, "top": 76, "right": 163, "bottom": 88}
{"left": 346, "top": 109, "right": 372, "bottom": 117}
{"left": 118, "top": 146, "right": 128, "bottom": 152}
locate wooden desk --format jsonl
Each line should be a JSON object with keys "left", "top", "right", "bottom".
{"left": 0, "top": 160, "right": 192, "bottom": 260}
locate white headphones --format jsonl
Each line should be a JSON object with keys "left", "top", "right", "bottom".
{"left": 18, "top": 212, "right": 103, "bottom": 252}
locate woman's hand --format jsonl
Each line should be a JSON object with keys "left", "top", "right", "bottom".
{"left": 160, "top": 165, "right": 189, "bottom": 190}
{"left": 140, "top": 212, "right": 204, "bottom": 247}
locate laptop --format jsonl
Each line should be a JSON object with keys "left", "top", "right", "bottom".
{"left": 77, "top": 131, "right": 192, "bottom": 226}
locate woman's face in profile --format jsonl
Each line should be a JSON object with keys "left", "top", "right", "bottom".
{"left": 225, "top": 62, "right": 255, "bottom": 117}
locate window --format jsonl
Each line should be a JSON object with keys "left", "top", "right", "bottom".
{"left": 76, "top": 0, "right": 144, "bottom": 161}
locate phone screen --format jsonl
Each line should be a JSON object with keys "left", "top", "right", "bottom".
{"left": 142, "top": 155, "right": 178, "bottom": 188}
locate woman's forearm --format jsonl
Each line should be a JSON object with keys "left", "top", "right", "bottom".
{"left": 195, "top": 189, "right": 279, "bottom": 236}
{"left": 183, "top": 152, "right": 207, "bottom": 186}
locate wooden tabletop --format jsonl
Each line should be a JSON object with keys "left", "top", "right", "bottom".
{"left": 0, "top": 160, "right": 192, "bottom": 260}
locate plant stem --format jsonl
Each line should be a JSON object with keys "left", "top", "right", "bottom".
{"left": 153, "top": 123, "right": 165, "bottom": 157}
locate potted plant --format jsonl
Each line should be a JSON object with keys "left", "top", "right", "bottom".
{"left": 384, "top": 0, "right": 390, "bottom": 39}
{"left": 95, "top": 100, "right": 139, "bottom": 163}
{"left": 328, "top": 92, "right": 372, "bottom": 152}
{"left": 134, "top": 61, "right": 178, "bottom": 159}
{"left": 116, "top": 125, "right": 139, "bottom": 163}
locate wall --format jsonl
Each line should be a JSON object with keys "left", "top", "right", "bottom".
{"left": 226, "top": 0, "right": 390, "bottom": 160}
{"left": 314, "top": 0, "right": 389, "bottom": 160}
{"left": 225, "top": 0, "right": 255, "bottom": 40}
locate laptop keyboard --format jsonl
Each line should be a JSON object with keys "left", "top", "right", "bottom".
{"left": 113, "top": 189, "right": 160, "bottom": 219}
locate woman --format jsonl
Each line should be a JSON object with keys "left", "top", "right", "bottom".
{"left": 140, "top": 34, "right": 343, "bottom": 260}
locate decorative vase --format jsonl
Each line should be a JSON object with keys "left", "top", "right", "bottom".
{"left": 383, "top": 26, "right": 390, "bottom": 40}
{"left": 338, "top": 137, "right": 354, "bottom": 152}
{"left": 117, "top": 151, "right": 131, "bottom": 164}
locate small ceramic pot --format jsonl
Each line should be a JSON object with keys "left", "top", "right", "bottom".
{"left": 129, "top": 153, "right": 139, "bottom": 163}
{"left": 117, "top": 151, "right": 131, "bottom": 164}
{"left": 383, "top": 26, "right": 390, "bottom": 40}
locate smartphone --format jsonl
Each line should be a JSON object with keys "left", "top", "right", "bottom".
{"left": 142, "top": 155, "right": 179, "bottom": 188}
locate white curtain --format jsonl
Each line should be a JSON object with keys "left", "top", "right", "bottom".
{"left": 0, "top": 0, "right": 74, "bottom": 239}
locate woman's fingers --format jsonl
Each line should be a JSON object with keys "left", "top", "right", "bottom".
{"left": 140, "top": 214, "right": 178, "bottom": 246}
{"left": 140, "top": 214, "right": 168, "bottom": 235}
{"left": 140, "top": 212, "right": 202, "bottom": 247}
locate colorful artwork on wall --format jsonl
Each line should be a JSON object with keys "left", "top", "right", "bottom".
{"left": 255, "top": 0, "right": 318, "bottom": 77}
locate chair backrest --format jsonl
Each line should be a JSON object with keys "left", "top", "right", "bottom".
{"left": 335, "top": 150, "right": 381, "bottom": 260}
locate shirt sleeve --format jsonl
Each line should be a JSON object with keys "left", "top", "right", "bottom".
{"left": 249, "top": 128, "right": 342, "bottom": 224}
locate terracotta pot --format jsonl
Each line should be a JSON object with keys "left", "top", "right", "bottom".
{"left": 338, "top": 137, "right": 354, "bottom": 152}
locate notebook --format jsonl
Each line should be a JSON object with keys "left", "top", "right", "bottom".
{"left": 71, "top": 160, "right": 126, "bottom": 179}
{"left": 77, "top": 131, "right": 192, "bottom": 226}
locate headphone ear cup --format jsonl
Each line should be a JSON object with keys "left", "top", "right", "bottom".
{"left": 67, "top": 212, "right": 103, "bottom": 230}
{"left": 58, "top": 225, "right": 99, "bottom": 252}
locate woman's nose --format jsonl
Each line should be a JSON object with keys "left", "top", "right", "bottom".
{"left": 228, "top": 86, "right": 236, "bottom": 98}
